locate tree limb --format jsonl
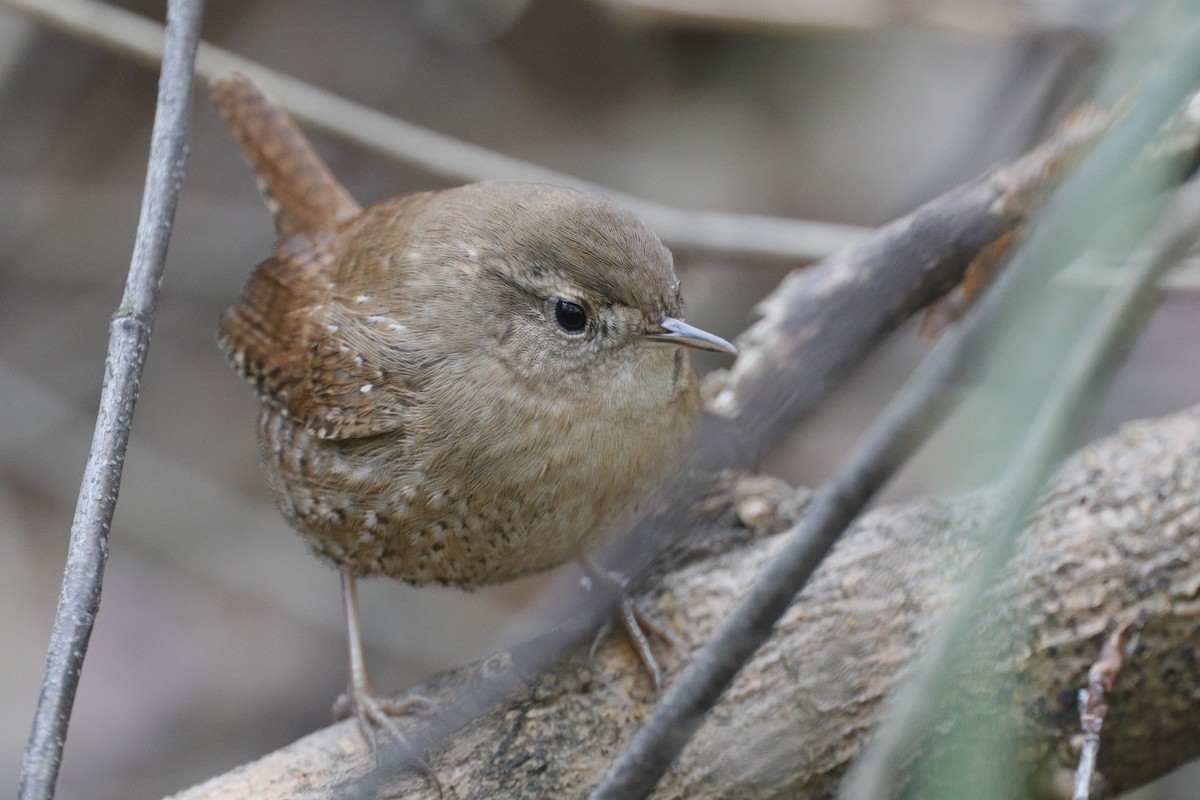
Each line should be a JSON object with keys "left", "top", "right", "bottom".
{"left": 168, "top": 403, "right": 1200, "bottom": 799}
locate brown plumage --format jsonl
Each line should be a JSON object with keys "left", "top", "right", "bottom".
{"left": 213, "top": 72, "right": 735, "bottom": 749}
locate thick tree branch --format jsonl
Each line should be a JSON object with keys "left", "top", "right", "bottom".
{"left": 17, "top": 3, "right": 202, "bottom": 799}
{"left": 611, "top": 104, "right": 1121, "bottom": 605}
{"left": 168, "top": 404, "right": 1200, "bottom": 799}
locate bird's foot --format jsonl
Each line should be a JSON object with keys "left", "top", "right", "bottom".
{"left": 332, "top": 687, "right": 442, "bottom": 796}
{"left": 582, "top": 561, "right": 682, "bottom": 697}
{"left": 332, "top": 688, "right": 433, "bottom": 731}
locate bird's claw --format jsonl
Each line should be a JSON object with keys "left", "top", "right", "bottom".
{"left": 332, "top": 688, "right": 443, "bottom": 797}
{"left": 581, "top": 560, "right": 680, "bottom": 697}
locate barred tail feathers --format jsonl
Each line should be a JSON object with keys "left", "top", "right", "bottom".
{"left": 212, "top": 72, "right": 360, "bottom": 237}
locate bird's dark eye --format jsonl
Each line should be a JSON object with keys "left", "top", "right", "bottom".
{"left": 554, "top": 299, "right": 587, "bottom": 333}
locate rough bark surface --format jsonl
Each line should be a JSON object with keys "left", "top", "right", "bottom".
{"left": 169, "top": 404, "right": 1200, "bottom": 799}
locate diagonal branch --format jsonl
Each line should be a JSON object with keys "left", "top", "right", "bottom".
{"left": 0, "top": 0, "right": 867, "bottom": 263}
{"left": 696, "top": 106, "right": 1110, "bottom": 469}
{"left": 16, "top": 2, "right": 203, "bottom": 799}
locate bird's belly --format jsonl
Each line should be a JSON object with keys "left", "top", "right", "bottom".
{"left": 256, "top": 402, "right": 690, "bottom": 588}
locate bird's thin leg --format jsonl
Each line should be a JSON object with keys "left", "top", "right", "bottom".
{"left": 335, "top": 569, "right": 433, "bottom": 720}
{"left": 580, "top": 557, "right": 681, "bottom": 697}
{"left": 342, "top": 568, "right": 376, "bottom": 706}
{"left": 335, "top": 570, "right": 442, "bottom": 796}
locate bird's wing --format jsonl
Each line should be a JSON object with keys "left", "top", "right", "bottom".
{"left": 219, "top": 233, "right": 413, "bottom": 440}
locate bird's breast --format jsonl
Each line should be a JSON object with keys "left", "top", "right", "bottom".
{"left": 256, "top": 354, "right": 701, "bottom": 588}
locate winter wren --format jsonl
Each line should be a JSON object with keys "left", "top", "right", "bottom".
{"left": 213, "top": 73, "right": 735, "bottom": 738}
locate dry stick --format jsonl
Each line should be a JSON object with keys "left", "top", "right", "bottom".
{"left": 1073, "top": 624, "right": 1131, "bottom": 800}
{"left": 590, "top": 32, "right": 1200, "bottom": 800}
{"left": 16, "top": 2, "right": 203, "bottom": 799}
{"left": 620, "top": 110, "right": 1111, "bottom": 594}
{"left": 0, "top": 0, "right": 867, "bottom": 264}
{"left": 588, "top": 258, "right": 990, "bottom": 800}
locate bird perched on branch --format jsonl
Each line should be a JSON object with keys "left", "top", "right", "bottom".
{"left": 212, "top": 72, "right": 735, "bottom": 759}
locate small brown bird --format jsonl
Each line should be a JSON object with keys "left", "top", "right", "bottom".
{"left": 212, "top": 73, "right": 735, "bottom": 742}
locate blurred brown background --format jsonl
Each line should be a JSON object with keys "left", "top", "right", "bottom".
{"left": 2, "top": 1, "right": 1199, "bottom": 797}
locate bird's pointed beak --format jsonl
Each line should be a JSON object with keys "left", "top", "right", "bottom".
{"left": 644, "top": 316, "right": 737, "bottom": 355}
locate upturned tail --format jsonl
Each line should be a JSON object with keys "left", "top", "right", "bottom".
{"left": 211, "top": 72, "right": 361, "bottom": 236}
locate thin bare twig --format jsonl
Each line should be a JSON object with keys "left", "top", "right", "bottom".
{"left": 592, "top": 20, "right": 1200, "bottom": 798}
{"left": 1073, "top": 623, "right": 1131, "bottom": 800}
{"left": 16, "top": 2, "right": 202, "bottom": 798}
{"left": 588, "top": 228, "right": 996, "bottom": 800}
{"left": 0, "top": 0, "right": 868, "bottom": 263}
